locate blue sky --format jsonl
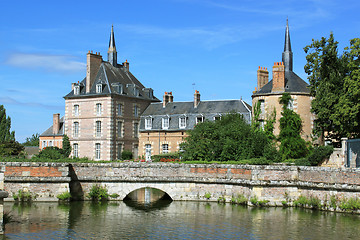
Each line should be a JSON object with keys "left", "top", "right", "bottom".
{"left": 1, "top": 0, "right": 360, "bottom": 142}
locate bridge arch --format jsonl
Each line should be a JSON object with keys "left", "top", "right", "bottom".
{"left": 116, "top": 183, "right": 177, "bottom": 201}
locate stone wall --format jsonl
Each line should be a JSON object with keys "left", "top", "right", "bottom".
{"left": 2, "top": 162, "right": 360, "bottom": 205}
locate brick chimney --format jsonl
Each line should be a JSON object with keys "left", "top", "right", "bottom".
{"left": 53, "top": 113, "right": 60, "bottom": 135}
{"left": 257, "top": 66, "right": 269, "bottom": 91}
{"left": 163, "top": 92, "right": 174, "bottom": 108}
{"left": 123, "top": 59, "right": 129, "bottom": 71}
{"left": 86, "top": 51, "right": 103, "bottom": 93}
{"left": 272, "top": 62, "right": 285, "bottom": 92}
{"left": 194, "top": 90, "right": 200, "bottom": 108}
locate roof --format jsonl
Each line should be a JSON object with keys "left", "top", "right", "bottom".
{"left": 40, "top": 116, "right": 64, "bottom": 137}
{"left": 253, "top": 71, "right": 310, "bottom": 95}
{"left": 140, "top": 99, "right": 252, "bottom": 131}
{"left": 64, "top": 62, "right": 160, "bottom": 102}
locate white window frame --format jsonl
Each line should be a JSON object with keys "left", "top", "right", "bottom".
{"left": 162, "top": 117, "right": 169, "bottom": 129}
{"left": 196, "top": 116, "right": 204, "bottom": 124}
{"left": 74, "top": 86, "right": 80, "bottom": 95}
{"left": 179, "top": 116, "right": 187, "bottom": 129}
{"left": 96, "top": 103, "right": 102, "bottom": 116}
{"left": 74, "top": 122, "right": 79, "bottom": 137}
{"left": 73, "top": 143, "right": 78, "bottom": 158}
{"left": 74, "top": 105, "right": 79, "bottom": 117}
{"left": 96, "top": 84, "right": 102, "bottom": 93}
{"left": 95, "top": 143, "right": 101, "bottom": 160}
{"left": 96, "top": 121, "right": 101, "bottom": 137}
{"left": 162, "top": 144, "right": 169, "bottom": 154}
{"left": 145, "top": 117, "right": 152, "bottom": 130}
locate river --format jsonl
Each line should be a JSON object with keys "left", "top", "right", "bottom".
{"left": 3, "top": 200, "right": 360, "bottom": 239}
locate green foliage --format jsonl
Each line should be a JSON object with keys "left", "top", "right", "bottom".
{"left": 182, "top": 113, "right": 276, "bottom": 162}
{"left": 307, "top": 145, "right": 334, "bottom": 166}
{"left": 37, "top": 147, "right": 64, "bottom": 159}
{"left": 278, "top": 93, "right": 309, "bottom": 160}
{"left": 330, "top": 195, "right": 338, "bottom": 210}
{"left": 13, "top": 189, "right": 37, "bottom": 202}
{"left": 251, "top": 101, "right": 261, "bottom": 130}
{"left": 0, "top": 105, "right": 15, "bottom": 142}
{"left": 294, "top": 195, "right": 308, "bottom": 208}
{"left": 62, "top": 135, "right": 71, "bottom": 158}
{"left": 217, "top": 195, "right": 226, "bottom": 203}
{"left": 87, "top": 184, "right": 109, "bottom": 201}
{"left": 250, "top": 195, "right": 269, "bottom": 207}
{"left": 264, "top": 108, "right": 276, "bottom": 140}
{"left": 0, "top": 141, "right": 24, "bottom": 157}
{"left": 304, "top": 34, "right": 360, "bottom": 141}
{"left": 22, "top": 133, "right": 39, "bottom": 146}
{"left": 231, "top": 194, "right": 248, "bottom": 205}
{"left": 204, "top": 192, "right": 211, "bottom": 200}
{"left": 109, "top": 193, "right": 120, "bottom": 199}
{"left": 308, "top": 196, "right": 322, "bottom": 209}
{"left": 339, "top": 197, "right": 360, "bottom": 211}
{"left": 56, "top": 191, "right": 71, "bottom": 201}
{"left": 121, "top": 150, "right": 133, "bottom": 160}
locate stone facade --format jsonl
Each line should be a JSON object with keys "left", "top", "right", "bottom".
{"left": 2, "top": 162, "right": 360, "bottom": 207}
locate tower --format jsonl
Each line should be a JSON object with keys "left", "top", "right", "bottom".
{"left": 282, "top": 19, "right": 293, "bottom": 72}
{"left": 108, "top": 25, "right": 117, "bottom": 66}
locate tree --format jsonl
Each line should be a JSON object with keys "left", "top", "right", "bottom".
{"left": 304, "top": 33, "right": 360, "bottom": 141}
{"left": 181, "top": 113, "right": 274, "bottom": 161}
{"left": 0, "top": 105, "right": 15, "bottom": 142}
{"left": 62, "top": 135, "right": 71, "bottom": 158}
{"left": 0, "top": 141, "right": 24, "bottom": 157}
{"left": 278, "top": 93, "right": 308, "bottom": 159}
{"left": 23, "top": 133, "right": 39, "bottom": 146}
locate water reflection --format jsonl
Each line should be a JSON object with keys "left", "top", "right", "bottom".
{"left": 3, "top": 201, "right": 360, "bottom": 239}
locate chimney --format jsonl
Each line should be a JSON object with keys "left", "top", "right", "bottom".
{"left": 257, "top": 66, "right": 269, "bottom": 91}
{"left": 272, "top": 62, "right": 285, "bottom": 92}
{"left": 194, "top": 90, "right": 200, "bottom": 108}
{"left": 123, "top": 60, "right": 129, "bottom": 71}
{"left": 53, "top": 113, "right": 60, "bottom": 135}
{"left": 86, "top": 51, "right": 103, "bottom": 93}
{"left": 163, "top": 92, "right": 174, "bottom": 108}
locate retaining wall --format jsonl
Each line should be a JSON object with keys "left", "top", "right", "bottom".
{"left": 1, "top": 162, "right": 360, "bottom": 205}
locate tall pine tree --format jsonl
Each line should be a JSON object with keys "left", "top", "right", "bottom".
{"left": 0, "top": 105, "right": 15, "bottom": 142}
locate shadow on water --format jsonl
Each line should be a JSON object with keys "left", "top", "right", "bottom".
{"left": 123, "top": 195, "right": 173, "bottom": 211}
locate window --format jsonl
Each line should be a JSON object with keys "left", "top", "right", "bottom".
{"left": 145, "top": 117, "right": 152, "bottom": 130}
{"left": 179, "top": 116, "right": 186, "bottom": 129}
{"left": 162, "top": 117, "right": 169, "bottom": 129}
{"left": 134, "top": 105, "right": 139, "bottom": 117}
{"left": 74, "top": 105, "right": 79, "bottom": 117}
{"left": 196, "top": 116, "right": 204, "bottom": 124}
{"left": 49, "top": 141, "right": 53, "bottom": 147}
{"left": 95, "top": 143, "right": 101, "bottom": 160}
{"left": 73, "top": 143, "right": 78, "bottom": 158}
{"left": 214, "top": 115, "right": 221, "bottom": 121}
{"left": 42, "top": 141, "right": 46, "bottom": 148}
{"left": 287, "top": 99, "right": 294, "bottom": 110}
{"left": 134, "top": 123, "right": 139, "bottom": 138}
{"left": 162, "top": 144, "right": 169, "bottom": 154}
{"left": 259, "top": 100, "right": 265, "bottom": 114}
{"left": 145, "top": 144, "right": 152, "bottom": 161}
{"left": 96, "top": 103, "right": 102, "bottom": 116}
{"left": 74, "top": 122, "right": 79, "bottom": 137}
{"left": 116, "top": 84, "right": 123, "bottom": 94}
{"left": 117, "top": 121, "right": 123, "bottom": 137}
{"left": 96, "top": 84, "right": 102, "bottom": 93}
{"left": 134, "top": 87, "right": 139, "bottom": 96}
{"left": 74, "top": 86, "right": 80, "bottom": 95}
{"left": 96, "top": 121, "right": 101, "bottom": 137}
{"left": 117, "top": 104, "right": 123, "bottom": 116}
{"left": 117, "top": 143, "right": 123, "bottom": 159}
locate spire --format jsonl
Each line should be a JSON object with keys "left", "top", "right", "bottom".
{"left": 108, "top": 25, "right": 117, "bottom": 66}
{"left": 282, "top": 18, "right": 293, "bottom": 72}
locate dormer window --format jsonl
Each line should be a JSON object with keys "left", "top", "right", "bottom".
{"left": 196, "top": 115, "right": 204, "bottom": 124}
{"left": 162, "top": 117, "right": 170, "bottom": 129}
{"left": 96, "top": 84, "right": 103, "bottom": 93}
{"left": 74, "top": 86, "right": 80, "bottom": 95}
{"left": 179, "top": 116, "right": 187, "bottom": 129}
{"left": 214, "top": 114, "right": 221, "bottom": 121}
{"left": 134, "top": 87, "right": 139, "bottom": 97}
{"left": 145, "top": 117, "right": 152, "bottom": 130}
{"left": 113, "top": 83, "right": 123, "bottom": 94}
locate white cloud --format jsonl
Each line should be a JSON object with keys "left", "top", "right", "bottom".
{"left": 0, "top": 96, "right": 63, "bottom": 110}
{"left": 5, "top": 53, "right": 86, "bottom": 73}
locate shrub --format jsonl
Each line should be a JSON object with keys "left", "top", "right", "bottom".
{"left": 217, "top": 196, "right": 226, "bottom": 203}
{"left": 308, "top": 196, "right": 322, "bottom": 209}
{"left": 57, "top": 191, "right": 71, "bottom": 201}
{"left": 307, "top": 145, "right": 334, "bottom": 166}
{"left": 152, "top": 152, "right": 181, "bottom": 162}
{"left": 0, "top": 141, "right": 25, "bottom": 157}
{"left": 121, "top": 150, "right": 133, "bottom": 160}
{"left": 13, "top": 189, "right": 37, "bottom": 202}
{"left": 204, "top": 192, "right": 211, "bottom": 200}
{"left": 36, "top": 147, "right": 64, "bottom": 159}
{"left": 294, "top": 195, "right": 308, "bottom": 208}
{"left": 109, "top": 193, "right": 120, "bottom": 199}
{"left": 330, "top": 195, "right": 338, "bottom": 210}
{"left": 87, "top": 184, "right": 109, "bottom": 202}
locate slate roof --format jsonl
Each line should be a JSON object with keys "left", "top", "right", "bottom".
{"left": 253, "top": 71, "right": 310, "bottom": 95}
{"left": 140, "top": 99, "right": 252, "bottom": 131}
{"left": 64, "top": 62, "right": 159, "bottom": 102}
{"left": 40, "top": 116, "right": 64, "bottom": 137}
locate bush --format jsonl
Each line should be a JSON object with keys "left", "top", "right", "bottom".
{"left": 0, "top": 141, "right": 25, "bottom": 157}
{"left": 307, "top": 145, "right": 334, "bottom": 166}
{"left": 87, "top": 184, "right": 109, "bottom": 201}
{"left": 36, "top": 147, "right": 64, "bottom": 159}
{"left": 57, "top": 191, "right": 71, "bottom": 201}
{"left": 121, "top": 150, "right": 133, "bottom": 160}
{"left": 152, "top": 152, "right": 181, "bottom": 162}
{"left": 204, "top": 192, "right": 211, "bottom": 200}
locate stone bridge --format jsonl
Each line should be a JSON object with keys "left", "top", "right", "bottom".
{"left": 2, "top": 162, "right": 360, "bottom": 205}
